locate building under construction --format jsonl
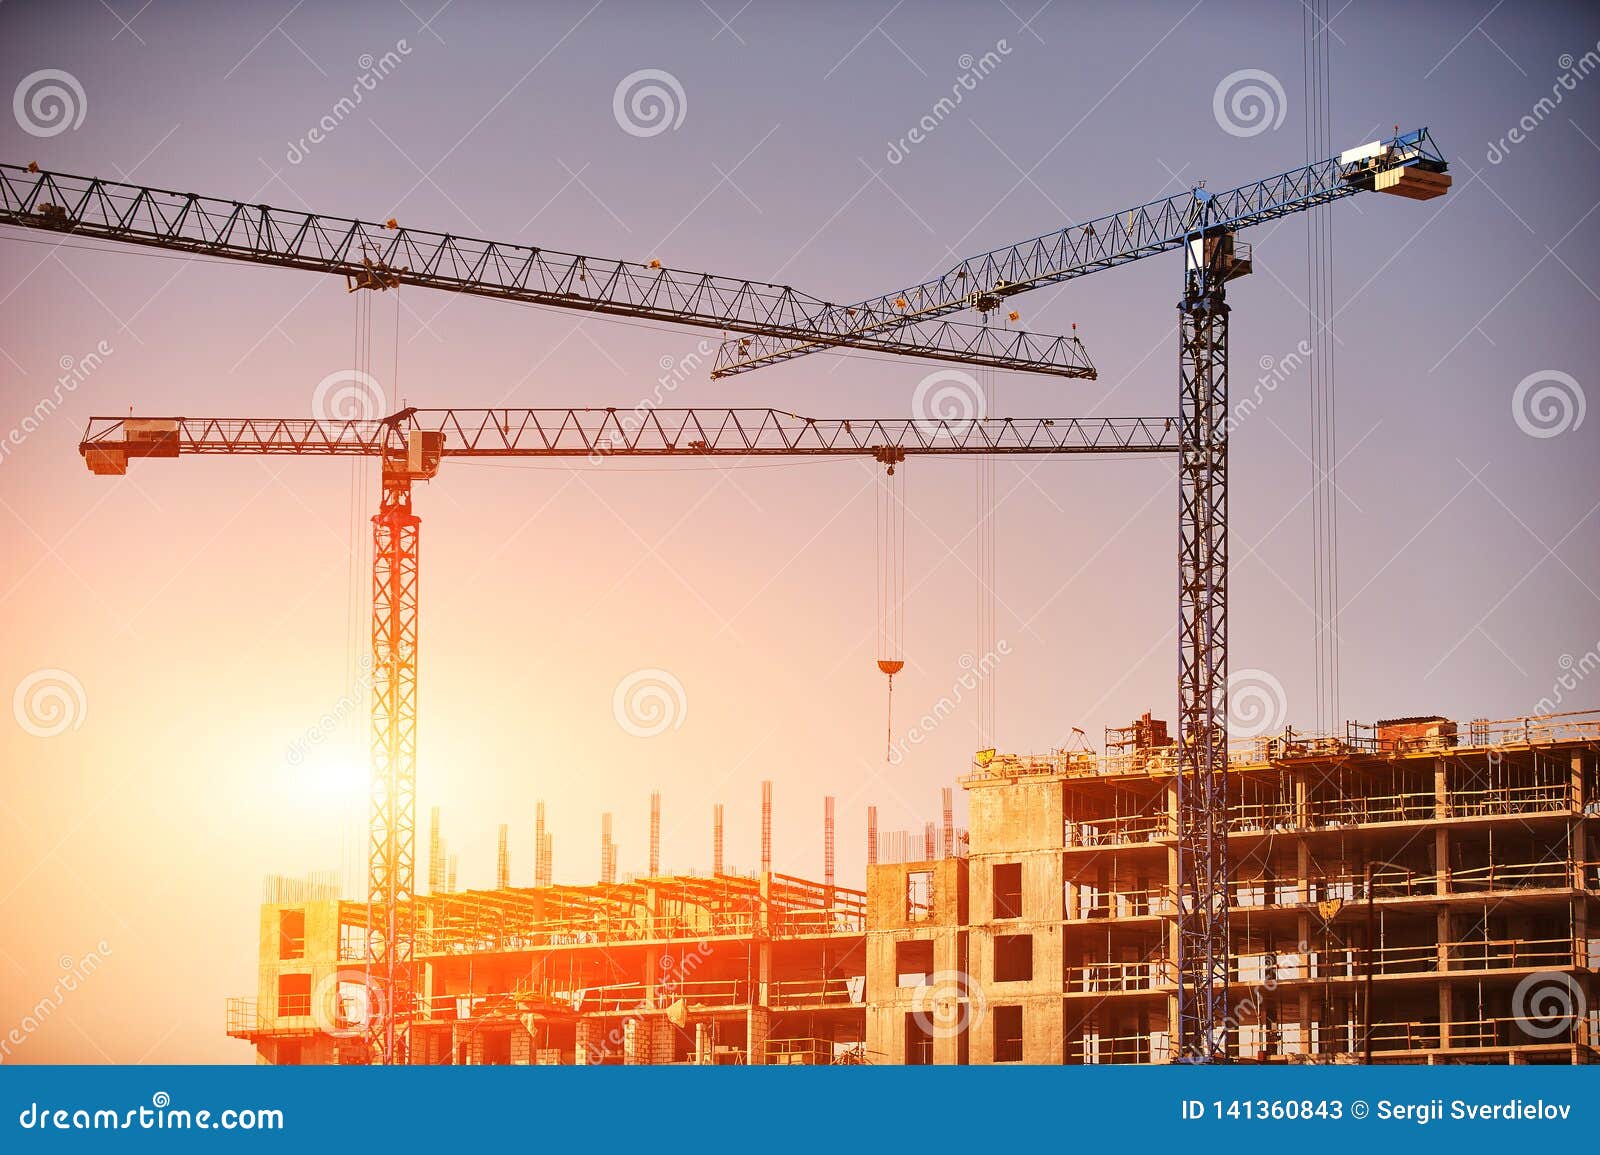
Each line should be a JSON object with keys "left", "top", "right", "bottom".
{"left": 229, "top": 709, "right": 1599, "bottom": 1064}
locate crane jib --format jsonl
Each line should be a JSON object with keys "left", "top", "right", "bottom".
{"left": 710, "top": 127, "right": 1448, "bottom": 377}
{"left": 0, "top": 162, "right": 1096, "bottom": 379}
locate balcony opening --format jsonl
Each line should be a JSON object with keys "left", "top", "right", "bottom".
{"left": 992, "top": 862, "right": 1022, "bottom": 919}
{"left": 896, "top": 938, "right": 935, "bottom": 986}
{"left": 994, "top": 933, "right": 1034, "bottom": 982}
{"left": 906, "top": 870, "right": 933, "bottom": 921}
{"left": 278, "top": 908, "right": 305, "bottom": 960}
{"left": 992, "top": 1004, "right": 1023, "bottom": 1062}
{"left": 905, "top": 1011, "right": 934, "bottom": 1064}
{"left": 276, "top": 972, "right": 311, "bottom": 1018}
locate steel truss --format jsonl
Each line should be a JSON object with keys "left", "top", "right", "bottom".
{"left": 0, "top": 164, "right": 1092, "bottom": 378}
{"left": 79, "top": 408, "right": 1174, "bottom": 461}
{"left": 711, "top": 130, "right": 1445, "bottom": 377}
{"left": 369, "top": 474, "right": 419, "bottom": 1064}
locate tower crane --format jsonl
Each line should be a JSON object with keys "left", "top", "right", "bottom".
{"left": 712, "top": 128, "right": 1452, "bottom": 1062}
{"left": 16, "top": 125, "right": 1449, "bottom": 1064}
{"left": 0, "top": 156, "right": 1101, "bottom": 1066}
{"left": 0, "top": 162, "right": 1095, "bottom": 379}
{"left": 80, "top": 407, "right": 1178, "bottom": 1064}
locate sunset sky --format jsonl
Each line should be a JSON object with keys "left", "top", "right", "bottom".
{"left": 2, "top": 0, "right": 1597, "bottom": 1062}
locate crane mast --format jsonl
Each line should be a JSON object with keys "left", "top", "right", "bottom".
{"left": 709, "top": 128, "right": 1450, "bottom": 1062}
{"left": 369, "top": 460, "right": 421, "bottom": 1066}
{"left": 1175, "top": 214, "right": 1239, "bottom": 1061}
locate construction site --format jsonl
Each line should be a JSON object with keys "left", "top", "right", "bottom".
{"left": 5, "top": 36, "right": 1593, "bottom": 1068}
{"left": 222, "top": 708, "right": 1599, "bottom": 1065}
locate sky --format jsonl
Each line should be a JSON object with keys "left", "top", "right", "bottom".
{"left": 1, "top": 0, "right": 1596, "bottom": 1062}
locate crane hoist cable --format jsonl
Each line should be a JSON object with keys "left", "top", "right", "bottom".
{"left": 976, "top": 362, "right": 999, "bottom": 749}
{"left": 346, "top": 287, "right": 374, "bottom": 705}
{"left": 1305, "top": 0, "right": 1342, "bottom": 733}
{"left": 875, "top": 453, "right": 907, "bottom": 763}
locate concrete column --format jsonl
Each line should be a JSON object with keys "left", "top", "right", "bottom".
{"left": 644, "top": 946, "right": 661, "bottom": 1009}
{"left": 1435, "top": 828, "right": 1450, "bottom": 897}
{"left": 1297, "top": 909, "right": 1312, "bottom": 1056}
{"left": 1571, "top": 752, "right": 1586, "bottom": 896}
{"left": 752, "top": 938, "right": 772, "bottom": 1008}
{"left": 1434, "top": 756, "right": 1448, "bottom": 819}
{"left": 1436, "top": 907, "right": 1451, "bottom": 978}
{"left": 1165, "top": 816, "right": 1181, "bottom": 1041}
{"left": 1577, "top": 906, "right": 1594, "bottom": 1052}
{"left": 1438, "top": 981, "right": 1452, "bottom": 1051}
{"left": 624, "top": 1016, "right": 645, "bottom": 1065}
{"left": 574, "top": 1020, "right": 594, "bottom": 1066}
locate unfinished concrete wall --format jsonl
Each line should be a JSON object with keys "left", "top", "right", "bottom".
{"left": 255, "top": 898, "right": 344, "bottom": 1048}
{"left": 966, "top": 775, "right": 1063, "bottom": 857}
{"left": 966, "top": 994, "right": 1063, "bottom": 1065}
{"left": 966, "top": 776, "right": 1065, "bottom": 1063}
{"left": 865, "top": 858, "right": 970, "bottom": 1064}
{"left": 866, "top": 857, "right": 967, "bottom": 931}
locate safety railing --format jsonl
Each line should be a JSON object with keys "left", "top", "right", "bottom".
{"left": 1445, "top": 935, "right": 1573, "bottom": 972}
{"left": 1060, "top": 786, "right": 1580, "bottom": 850}
{"left": 767, "top": 976, "right": 864, "bottom": 1007}
{"left": 1368, "top": 1020, "right": 1444, "bottom": 1053}
{"left": 1446, "top": 782, "right": 1571, "bottom": 817}
{"left": 417, "top": 991, "right": 525, "bottom": 1021}
{"left": 225, "top": 997, "right": 263, "bottom": 1037}
{"left": 776, "top": 907, "right": 866, "bottom": 936}
{"left": 276, "top": 994, "right": 312, "bottom": 1017}
{"left": 1069, "top": 1011, "right": 1596, "bottom": 1064}
{"left": 1069, "top": 1030, "right": 1172, "bottom": 1064}
{"left": 965, "top": 710, "right": 1600, "bottom": 785}
{"left": 1309, "top": 865, "right": 1436, "bottom": 901}
{"left": 1227, "top": 801, "right": 1299, "bottom": 833}
{"left": 1243, "top": 858, "right": 1585, "bottom": 906}
{"left": 764, "top": 1037, "right": 841, "bottom": 1065}
{"left": 1066, "top": 957, "right": 1176, "bottom": 993}
{"left": 1068, "top": 884, "right": 1175, "bottom": 919}
{"left": 1307, "top": 790, "right": 1437, "bottom": 828}
{"left": 1448, "top": 710, "right": 1600, "bottom": 750}
{"left": 1065, "top": 813, "right": 1170, "bottom": 848}
{"left": 579, "top": 979, "right": 749, "bottom": 1013}
{"left": 1441, "top": 1013, "right": 1592, "bottom": 1049}
{"left": 1449, "top": 859, "right": 1578, "bottom": 893}
{"left": 416, "top": 911, "right": 759, "bottom": 955}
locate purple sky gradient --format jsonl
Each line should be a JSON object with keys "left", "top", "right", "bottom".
{"left": 1, "top": 0, "right": 1596, "bottom": 1060}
